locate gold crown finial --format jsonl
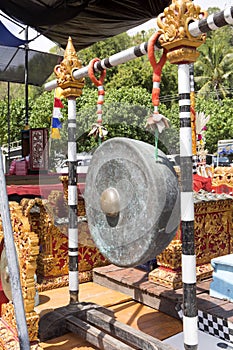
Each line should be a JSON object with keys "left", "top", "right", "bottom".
{"left": 54, "top": 37, "right": 84, "bottom": 98}
{"left": 157, "top": 0, "right": 208, "bottom": 64}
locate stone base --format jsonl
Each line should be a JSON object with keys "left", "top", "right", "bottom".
{"left": 149, "top": 263, "right": 213, "bottom": 289}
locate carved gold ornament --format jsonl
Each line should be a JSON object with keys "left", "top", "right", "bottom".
{"left": 54, "top": 37, "right": 84, "bottom": 98}
{"left": 0, "top": 202, "right": 39, "bottom": 342}
{"left": 157, "top": 0, "right": 207, "bottom": 63}
{"left": 152, "top": 198, "right": 233, "bottom": 289}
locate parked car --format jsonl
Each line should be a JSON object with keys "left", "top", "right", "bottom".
{"left": 213, "top": 156, "right": 230, "bottom": 167}
{"left": 55, "top": 153, "right": 92, "bottom": 174}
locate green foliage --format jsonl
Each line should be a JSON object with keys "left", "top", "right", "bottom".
{"left": 0, "top": 19, "right": 232, "bottom": 159}
{"left": 0, "top": 97, "right": 31, "bottom": 145}
{"left": 74, "top": 85, "right": 180, "bottom": 154}
{"left": 0, "top": 82, "right": 43, "bottom": 101}
{"left": 106, "top": 56, "right": 153, "bottom": 91}
{"left": 160, "top": 62, "right": 178, "bottom": 107}
{"left": 0, "top": 100, "right": 9, "bottom": 145}
{"left": 75, "top": 86, "right": 154, "bottom": 152}
{"left": 29, "top": 91, "right": 56, "bottom": 129}
{"left": 79, "top": 32, "right": 133, "bottom": 87}
{"left": 195, "top": 97, "right": 233, "bottom": 154}
{"left": 206, "top": 7, "right": 221, "bottom": 15}
{"left": 195, "top": 26, "right": 233, "bottom": 99}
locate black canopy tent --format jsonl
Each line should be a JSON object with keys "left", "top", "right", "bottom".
{"left": 0, "top": 0, "right": 171, "bottom": 51}
{"left": 0, "top": 19, "right": 62, "bottom": 171}
{"left": 0, "top": 0, "right": 170, "bottom": 170}
{"left": 0, "top": 45, "right": 62, "bottom": 86}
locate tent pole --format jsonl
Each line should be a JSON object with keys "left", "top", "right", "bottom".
{"left": 7, "top": 82, "right": 10, "bottom": 172}
{"left": 24, "top": 26, "right": 29, "bottom": 128}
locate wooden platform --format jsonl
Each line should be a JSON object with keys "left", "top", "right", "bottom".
{"left": 36, "top": 282, "right": 183, "bottom": 349}
{"left": 5, "top": 174, "right": 62, "bottom": 186}
{"left": 93, "top": 265, "right": 233, "bottom": 323}
{"left": 5, "top": 173, "right": 86, "bottom": 186}
{"left": 35, "top": 264, "right": 233, "bottom": 349}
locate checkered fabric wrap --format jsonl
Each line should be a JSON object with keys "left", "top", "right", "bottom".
{"left": 198, "top": 310, "right": 233, "bottom": 343}
{"left": 176, "top": 305, "right": 233, "bottom": 343}
{"left": 192, "top": 155, "right": 198, "bottom": 174}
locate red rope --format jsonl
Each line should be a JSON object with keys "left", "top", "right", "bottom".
{"left": 88, "top": 58, "right": 107, "bottom": 142}
{"left": 88, "top": 58, "right": 106, "bottom": 87}
{"left": 148, "top": 32, "right": 167, "bottom": 109}
{"left": 147, "top": 32, "right": 168, "bottom": 159}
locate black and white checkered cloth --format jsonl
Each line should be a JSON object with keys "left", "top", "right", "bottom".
{"left": 198, "top": 310, "right": 233, "bottom": 343}
{"left": 175, "top": 304, "right": 233, "bottom": 343}
{"left": 192, "top": 155, "right": 198, "bottom": 174}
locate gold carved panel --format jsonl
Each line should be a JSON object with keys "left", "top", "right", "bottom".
{"left": 157, "top": 199, "right": 233, "bottom": 270}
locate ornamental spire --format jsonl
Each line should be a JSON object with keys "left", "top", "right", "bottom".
{"left": 54, "top": 37, "right": 84, "bottom": 98}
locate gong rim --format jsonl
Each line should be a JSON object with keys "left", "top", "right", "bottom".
{"left": 85, "top": 137, "right": 180, "bottom": 267}
{"left": 0, "top": 246, "right": 12, "bottom": 301}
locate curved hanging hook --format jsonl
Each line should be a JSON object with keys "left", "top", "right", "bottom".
{"left": 88, "top": 58, "right": 108, "bottom": 143}
{"left": 146, "top": 32, "right": 169, "bottom": 159}
{"left": 147, "top": 32, "right": 167, "bottom": 110}
{"left": 88, "top": 57, "right": 106, "bottom": 87}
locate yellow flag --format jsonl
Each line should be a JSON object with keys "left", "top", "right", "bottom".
{"left": 51, "top": 127, "right": 61, "bottom": 139}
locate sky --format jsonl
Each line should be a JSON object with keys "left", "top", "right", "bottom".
{"left": 0, "top": 0, "right": 232, "bottom": 52}
{"left": 127, "top": 0, "right": 232, "bottom": 35}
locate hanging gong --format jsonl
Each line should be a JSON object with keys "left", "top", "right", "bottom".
{"left": 0, "top": 246, "right": 12, "bottom": 301}
{"left": 85, "top": 137, "right": 180, "bottom": 267}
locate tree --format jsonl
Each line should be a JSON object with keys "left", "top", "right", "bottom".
{"left": 29, "top": 91, "right": 57, "bottom": 129}
{"left": 194, "top": 25, "right": 233, "bottom": 100}
{"left": 75, "top": 86, "right": 153, "bottom": 152}
{"left": 195, "top": 97, "right": 233, "bottom": 154}
{"left": 78, "top": 29, "right": 178, "bottom": 109}
{"left": 0, "top": 96, "right": 31, "bottom": 145}
{"left": 79, "top": 32, "right": 133, "bottom": 88}
{"left": 74, "top": 85, "right": 180, "bottom": 154}
{"left": 1, "top": 15, "right": 232, "bottom": 159}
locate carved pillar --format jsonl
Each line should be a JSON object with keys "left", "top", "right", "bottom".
{"left": 54, "top": 37, "right": 85, "bottom": 304}
{"left": 0, "top": 202, "right": 39, "bottom": 343}
{"left": 148, "top": 2, "right": 207, "bottom": 348}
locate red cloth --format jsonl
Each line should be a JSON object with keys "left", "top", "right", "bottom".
{"left": 193, "top": 174, "right": 212, "bottom": 192}
{"left": 8, "top": 160, "right": 16, "bottom": 175}
{"left": 7, "top": 183, "right": 85, "bottom": 199}
{"left": 7, "top": 184, "right": 63, "bottom": 198}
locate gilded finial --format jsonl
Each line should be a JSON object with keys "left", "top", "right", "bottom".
{"left": 157, "top": 0, "right": 208, "bottom": 64}
{"left": 54, "top": 37, "right": 84, "bottom": 98}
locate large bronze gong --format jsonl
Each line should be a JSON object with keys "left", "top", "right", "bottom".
{"left": 85, "top": 137, "right": 180, "bottom": 267}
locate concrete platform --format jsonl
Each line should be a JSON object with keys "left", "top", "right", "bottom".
{"left": 164, "top": 330, "right": 231, "bottom": 349}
